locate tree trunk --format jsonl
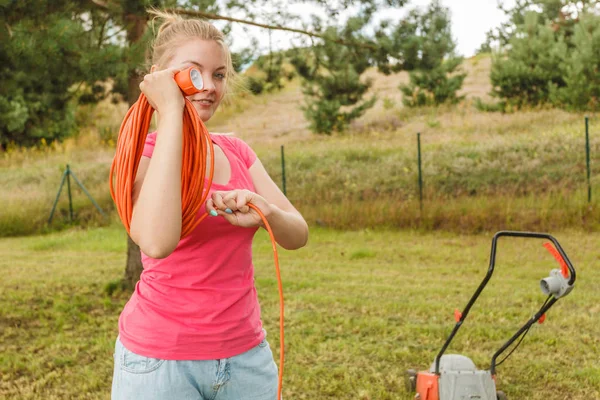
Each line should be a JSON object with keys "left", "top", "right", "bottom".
{"left": 123, "top": 11, "right": 148, "bottom": 289}
{"left": 125, "top": 235, "right": 144, "bottom": 287}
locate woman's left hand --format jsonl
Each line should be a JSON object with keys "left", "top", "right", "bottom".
{"left": 206, "top": 189, "right": 273, "bottom": 228}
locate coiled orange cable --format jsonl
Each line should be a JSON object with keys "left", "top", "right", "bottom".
{"left": 109, "top": 87, "right": 284, "bottom": 400}
{"left": 109, "top": 94, "right": 214, "bottom": 238}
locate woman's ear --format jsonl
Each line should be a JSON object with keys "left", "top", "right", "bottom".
{"left": 150, "top": 65, "right": 157, "bottom": 73}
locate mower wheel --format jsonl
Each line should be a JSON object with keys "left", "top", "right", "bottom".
{"left": 405, "top": 369, "right": 417, "bottom": 392}
{"left": 496, "top": 390, "right": 507, "bottom": 400}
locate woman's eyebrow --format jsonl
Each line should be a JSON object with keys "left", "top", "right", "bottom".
{"left": 183, "top": 60, "right": 226, "bottom": 71}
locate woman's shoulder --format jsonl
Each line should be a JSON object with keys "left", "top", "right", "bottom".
{"left": 211, "top": 132, "right": 256, "bottom": 168}
{"left": 211, "top": 132, "right": 252, "bottom": 151}
{"left": 211, "top": 131, "right": 242, "bottom": 143}
{"left": 142, "top": 131, "right": 158, "bottom": 158}
{"left": 210, "top": 132, "right": 234, "bottom": 143}
{"left": 146, "top": 131, "right": 158, "bottom": 142}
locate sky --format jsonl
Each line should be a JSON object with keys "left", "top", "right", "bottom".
{"left": 225, "top": 0, "right": 515, "bottom": 58}
{"left": 418, "top": 0, "right": 512, "bottom": 57}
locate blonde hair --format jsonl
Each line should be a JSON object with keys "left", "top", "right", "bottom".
{"left": 147, "top": 9, "right": 243, "bottom": 102}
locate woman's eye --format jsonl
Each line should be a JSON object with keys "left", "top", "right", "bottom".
{"left": 214, "top": 73, "right": 226, "bottom": 80}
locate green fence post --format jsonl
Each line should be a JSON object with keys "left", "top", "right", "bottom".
{"left": 66, "top": 164, "right": 74, "bottom": 221}
{"left": 586, "top": 116, "right": 591, "bottom": 203}
{"left": 48, "top": 164, "right": 106, "bottom": 224}
{"left": 69, "top": 169, "right": 107, "bottom": 218}
{"left": 281, "top": 145, "right": 287, "bottom": 196}
{"left": 417, "top": 133, "right": 423, "bottom": 212}
{"left": 48, "top": 168, "right": 68, "bottom": 224}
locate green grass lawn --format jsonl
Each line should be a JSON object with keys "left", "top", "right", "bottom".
{"left": 1, "top": 223, "right": 598, "bottom": 399}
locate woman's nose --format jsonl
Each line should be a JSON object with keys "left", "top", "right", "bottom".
{"left": 202, "top": 74, "right": 216, "bottom": 92}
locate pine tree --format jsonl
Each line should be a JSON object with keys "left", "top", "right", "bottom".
{"left": 483, "top": 0, "right": 600, "bottom": 110}
{"left": 491, "top": 0, "right": 598, "bottom": 47}
{"left": 0, "top": 1, "right": 124, "bottom": 147}
{"left": 291, "top": 19, "right": 377, "bottom": 134}
{"left": 397, "top": 0, "right": 466, "bottom": 107}
{"left": 489, "top": 11, "right": 568, "bottom": 108}
{"left": 401, "top": 58, "right": 466, "bottom": 107}
{"left": 550, "top": 12, "right": 600, "bottom": 110}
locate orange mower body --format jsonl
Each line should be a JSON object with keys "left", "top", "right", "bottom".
{"left": 414, "top": 372, "right": 439, "bottom": 400}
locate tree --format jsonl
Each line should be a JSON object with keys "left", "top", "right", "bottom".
{"left": 488, "top": 0, "right": 599, "bottom": 48}
{"left": 291, "top": 21, "right": 377, "bottom": 134}
{"left": 484, "top": 0, "right": 600, "bottom": 110}
{"left": 287, "top": 0, "right": 420, "bottom": 134}
{"left": 253, "top": 31, "right": 292, "bottom": 93}
{"left": 476, "top": 30, "right": 494, "bottom": 55}
{"left": 400, "top": 58, "right": 466, "bottom": 107}
{"left": 395, "top": 0, "right": 466, "bottom": 107}
{"left": 0, "top": 1, "right": 123, "bottom": 148}
{"left": 489, "top": 11, "right": 568, "bottom": 108}
{"left": 549, "top": 12, "right": 600, "bottom": 110}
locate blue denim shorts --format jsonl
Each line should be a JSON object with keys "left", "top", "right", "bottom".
{"left": 111, "top": 334, "right": 280, "bottom": 400}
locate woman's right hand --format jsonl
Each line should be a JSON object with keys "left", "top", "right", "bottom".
{"left": 139, "top": 66, "right": 185, "bottom": 115}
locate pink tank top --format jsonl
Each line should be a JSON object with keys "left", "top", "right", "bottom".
{"left": 118, "top": 132, "right": 264, "bottom": 360}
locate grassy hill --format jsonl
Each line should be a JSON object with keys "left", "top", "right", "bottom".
{"left": 207, "top": 53, "right": 494, "bottom": 143}
{"left": 1, "top": 54, "right": 598, "bottom": 236}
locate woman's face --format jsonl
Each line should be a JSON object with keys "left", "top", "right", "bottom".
{"left": 165, "top": 38, "right": 227, "bottom": 122}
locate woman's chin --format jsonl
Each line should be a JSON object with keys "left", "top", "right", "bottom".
{"left": 193, "top": 107, "right": 213, "bottom": 123}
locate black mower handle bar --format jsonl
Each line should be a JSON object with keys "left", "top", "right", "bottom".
{"left": 434, "top": 231, "right": 576, "bottom": 375}
{"left": 488, "top": 232, "right": 575, "bottom": 285}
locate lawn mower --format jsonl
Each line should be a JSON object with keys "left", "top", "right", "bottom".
{"left": 406, "top": 231, "right": 576, "bottom": 400}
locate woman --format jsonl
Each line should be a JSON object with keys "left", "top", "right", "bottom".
{"left": 111, "top": 9, "right": 308, "bottom": 400}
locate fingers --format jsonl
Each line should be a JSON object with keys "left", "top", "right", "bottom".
{"left": 209, "top": 190, "right": 252, "bottom": 215}
{"left": 223, "top": 190, "right": 252, "bottom": 214}
{"left": 165, "top": 65, "right": 186, "bottom": 75}
{"left": 210, "top": 191, "right": 233, "bottom": 215}
{"left": 138, "top": 65, "right": 185, "bottom": 94}
{"left": 139, "top": 66, "right": 182, "bottom": 89}
{"left": 139, "top": 78, "right": 157, "bottom": 109}
{"left": 219, "top": 192, "right": 236, "bottom": 213}
{"left": 138, "top": 67, "right": 186, "bottom": 113}
{"left": 138, "top": 75, "right": 148, "bottom": 92}
{"left": 235, "top": 191, "right": 251, "bottom": 214}
{"left": 206, "top": 190, "right": 267, "bottom": 228}
{"left": 205, "top": 197, "right": 217, "bottom": 217}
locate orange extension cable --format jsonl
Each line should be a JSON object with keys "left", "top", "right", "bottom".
{"left": 109, "top": 69, "right": 285, "bottom": 399}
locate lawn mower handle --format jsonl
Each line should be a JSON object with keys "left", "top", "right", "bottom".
{"left": 434, "top": 231, "right": 576, "bottom": 375}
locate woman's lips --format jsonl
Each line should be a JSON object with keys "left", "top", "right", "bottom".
{"left": 193, "top": 99, "right": 214, "bottom": 107}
